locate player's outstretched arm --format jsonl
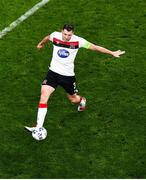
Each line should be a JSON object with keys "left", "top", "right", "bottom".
{"left": 88, "top": 43, "right": 125, "bottom": 58}
{"left": 37, "top": 36, "right": 50, "bottom": 49}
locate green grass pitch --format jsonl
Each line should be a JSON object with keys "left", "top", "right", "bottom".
{"left": 0, "top": 0, "right": 146, "bottom": 178}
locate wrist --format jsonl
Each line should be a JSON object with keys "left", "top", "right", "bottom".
{"left": 110, "top": 51, "right": 114, "bottom": 56}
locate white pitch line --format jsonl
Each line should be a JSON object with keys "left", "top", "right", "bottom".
{"left": 0, "top": 0, "right": 50, "bottom": 39}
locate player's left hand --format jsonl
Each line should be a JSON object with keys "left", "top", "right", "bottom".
{"left": 112, "top": 50, "right": 125, "bottom": 58}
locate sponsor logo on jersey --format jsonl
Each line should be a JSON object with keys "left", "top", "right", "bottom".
{"left": 57, "top": 49, "right": 70, "bottom": 58}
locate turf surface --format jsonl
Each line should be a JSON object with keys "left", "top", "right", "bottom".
{"left": 0, "top": 0, "right": 146, "bottom": 178}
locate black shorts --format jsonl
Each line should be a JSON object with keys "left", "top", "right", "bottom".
{"left": 42, "top": 70, "right": 78, "bottom": 95}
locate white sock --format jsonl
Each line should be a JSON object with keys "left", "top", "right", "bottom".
{"left": 36, "top": 103, "right": 47, "bottom": 127}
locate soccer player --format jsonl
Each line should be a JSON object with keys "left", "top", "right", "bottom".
{"left": 25, "top": 24, "right": 125, "bottom": 132}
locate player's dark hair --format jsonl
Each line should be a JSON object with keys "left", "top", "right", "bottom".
{"left": 63, "top": 24, "right": 74, "bottom": 32}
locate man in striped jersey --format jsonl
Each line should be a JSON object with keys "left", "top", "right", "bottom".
{"left": 25, "top": 24, "right": 125, "bottom": 131}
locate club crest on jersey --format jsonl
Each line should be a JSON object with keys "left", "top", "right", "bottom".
{"left": 57, "top": 49, "right": 70, "bottom": 58}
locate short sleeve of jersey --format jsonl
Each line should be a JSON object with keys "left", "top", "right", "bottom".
{"left": 78, "top": 37, "right": 91, "bottom": 49}
{"left": 49, "top": 31, "right": 56, "bottom": 42}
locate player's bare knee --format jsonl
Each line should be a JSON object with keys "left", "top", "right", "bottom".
{"left": 40, "top": 85, "right": 55, "bottom": 103}
{"left": 40, "top": 92, "right": 49, "bottom": 104}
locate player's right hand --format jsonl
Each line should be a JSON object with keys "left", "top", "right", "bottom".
{"left": 112, "top": 50, "right": 125, "bottom": 58}
{"left": 37, "top": 44, "right": 43, "bottom": 49}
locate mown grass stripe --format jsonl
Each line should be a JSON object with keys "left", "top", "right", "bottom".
{"left": 0, "top": 0, "right": 50, "bottom": 39}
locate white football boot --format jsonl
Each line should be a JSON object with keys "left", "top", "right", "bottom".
{"left": 24, "top": 126, "right": 36, "bottom": 132}
{"left": 78, "top": 97, "right": 86, "bottom": 112}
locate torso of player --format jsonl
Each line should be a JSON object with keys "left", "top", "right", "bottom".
{"left": 49, "top": 31, "right": 88, "bottom": 76}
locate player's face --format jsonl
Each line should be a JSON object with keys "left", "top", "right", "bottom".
{"left": 62, "top": 29, "right": 74, "bottom": 41}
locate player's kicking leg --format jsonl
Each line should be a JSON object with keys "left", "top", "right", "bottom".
{"left": 25, "top": 85, "right": 55, "bottom": 132}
